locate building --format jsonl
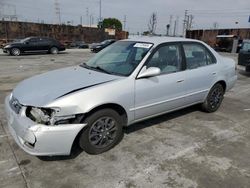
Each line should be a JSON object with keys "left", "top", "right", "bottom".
{"left": 186, "top": 28, "right": 250, "bottom": 52}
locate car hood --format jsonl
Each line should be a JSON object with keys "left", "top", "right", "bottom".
{"left": 13, "top": 66, "right": 121, "bottom": 106}
{"left": 4, "top": 42, "right": 23, "bottom": 47}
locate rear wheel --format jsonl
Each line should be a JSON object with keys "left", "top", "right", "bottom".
{"left": 50, "top": 47, "right": 59, "bottom": 54}
{"left": 11, "top": 48, "right": 21, "bottom": 56}
{"left": 202, "top": 83, "right": 224, "bottom": 113}
{"left": 79, "top": 109, "right": 124, "bottom": 154}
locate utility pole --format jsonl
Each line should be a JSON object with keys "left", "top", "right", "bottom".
{"left": 169, "top": 15, "right": 173, "bottom": 36}
{"left": 187, "top": 15, "right": 194, "bottom": 30}
{"left": 54, "top": 0, "right": 61, "bottom": 24}
{"left": 176, "top": 16, "right": 179, "bottom": 36}
{"left": 80, "top": 16, "right": 82, "bottom": 25}
{"left": 123, "top": 15, "right": 127, "bottom": 31}
{"left": 183, "top": 10, "right": 188, "bottom": 37}
{"left": 86, "top": 8, "right": 89, "bottom": 26}
{"left": 89, "top": 15, "right": 92, "bottom": 27}
{"left": 173, "top": 19, "right": 177, "bottom": 36}
{"left": 0, "top": 1, "right": 3, "bottom": 20}
{"left": 99, "top": 0, "right": 102, "bottom": 22}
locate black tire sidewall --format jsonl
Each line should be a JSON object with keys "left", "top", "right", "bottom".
{"left": 11, "top": 48, "right": 20, "bottom": 56}
{"left": 203, "top": 83, "right": 224, "bottom": 113}
{"left": 79, "top": 109, "right": 124, "bottom": 154}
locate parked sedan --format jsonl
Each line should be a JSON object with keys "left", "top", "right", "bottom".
{"left": 5, "top": 37, "right": 237, "bottom": 156}
{"left": 3, "top": 37, "right": 65, "bottom": 56}
{"left": 238, "top": 40, "right": 250, "bottom": 72}
{"left": 90, "top": 39, "right": 116, "bottom": 52}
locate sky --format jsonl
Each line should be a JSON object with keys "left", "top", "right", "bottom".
{"left": 1, "top": 0, "right": 250, "bottom": 35}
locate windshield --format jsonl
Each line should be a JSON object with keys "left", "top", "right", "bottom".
{"left": 20, "top": 38, "right": 30, "bottom": 43}
{"left": 242, "top": 42, "right": 250, "bottom": 51}
{"left": 100, "top": 40, "right": 110, "bottom": 45}
{"left": 82, "top": 41, "right": 153, "bottom": 76}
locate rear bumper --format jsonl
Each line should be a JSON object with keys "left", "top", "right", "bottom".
{"left": 4, "top": 95, "right": 87, "bottom": 156}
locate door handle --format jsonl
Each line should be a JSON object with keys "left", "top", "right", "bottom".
{"left": 177, "top": 79, "right": 184, "bottom": 83}
{"left": 212, "top": 72, "right": 216, "bottom": 75}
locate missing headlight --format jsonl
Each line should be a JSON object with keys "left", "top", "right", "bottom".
{"left": 26, "top": 107, "right": 55, "bottom": 125}
{"left": 26, "top": 107, "right": 84, "bottom": 126}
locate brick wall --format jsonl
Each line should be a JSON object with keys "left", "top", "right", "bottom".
{"left": 0, "top": 21, "right": 128, "bottom": 47}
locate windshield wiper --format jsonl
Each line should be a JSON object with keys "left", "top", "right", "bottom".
{"left": 80, "top": 63, "right": 111, "bottom": 74}
{"left": 92, "top": 66, "right": 112, "bottom": 74}
{"left": 80, "top": 63, "right": 93, "bottom": 70}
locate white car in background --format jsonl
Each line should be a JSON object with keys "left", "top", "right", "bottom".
{"left": 5, "top": 37, "right": 237, "bottom": 156}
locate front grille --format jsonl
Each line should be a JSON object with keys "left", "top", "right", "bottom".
{"left": 9, "top": 96, "right": 22, "bottom": 114}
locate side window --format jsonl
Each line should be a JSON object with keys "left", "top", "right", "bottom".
{"left": 242, "top": 42, "right": 250, "bottom": 51}
{"left": 147, "top": 44, "right": 182, "bottom": 74}
{"left": 29, "top": 38, "right": 40, "bottom": 43}
{"left": 183, "top": 43, "right": 216, "bottom": 69}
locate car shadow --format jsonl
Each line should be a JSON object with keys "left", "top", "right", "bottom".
{"left": 37, "top": 143, "right": 83, "bottom": 161}
{"left": 0, "top": 51, "right": 68, "bottom": 57}
{"left": 238, "top": 70, "right": 250, "bottom": 77}
{"left": 21, "top": 52, "right": 68, "bottom": 56}
{"left": 38, "top": 105, "right": 200, "bottom": 161}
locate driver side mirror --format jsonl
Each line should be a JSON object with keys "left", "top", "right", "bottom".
{"left": 137, "top": 67, "right": 161, "bottom": 79}
{"left": 24, "top": 41, "right": 29, "bottom": 44}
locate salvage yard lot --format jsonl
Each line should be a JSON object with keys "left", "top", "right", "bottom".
{"left": 0, "top": 49, "right": 250, "bottom": 188}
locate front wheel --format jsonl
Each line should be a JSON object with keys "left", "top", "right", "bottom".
{"left": 79, "top": 109, "right": 124, "bottom": 154}
{"left": 202, "top": 83, "right": 224, "bottom": 113}
{"left": 11, "top": 48, "right": 21, "bottom": 56}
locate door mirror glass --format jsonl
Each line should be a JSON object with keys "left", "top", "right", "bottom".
{"left": 137, "top": 67, "right": 161, "bottom": 79}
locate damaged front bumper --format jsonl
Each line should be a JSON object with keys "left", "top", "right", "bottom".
{"left": 4, "top": 95, "right": 87, "bottom": 156}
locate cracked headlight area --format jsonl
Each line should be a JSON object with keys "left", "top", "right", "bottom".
{"left": 26, "top": 107, "right": 81, "bottom": 126}
{"left": 26, "top": 107, "right": 57, "bottom": 125}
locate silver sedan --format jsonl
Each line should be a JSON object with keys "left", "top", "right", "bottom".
{"left": 5, "top": 37, "right": 237, "bottom": 156}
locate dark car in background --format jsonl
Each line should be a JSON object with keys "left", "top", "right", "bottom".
{"left": 69, "top": 41, "right": 88, "bottom": 49}
{"left": 90, "top": 39, "right": 116, "bottom": 53}
{"left": 3, "top": 37, "right": 65, "bottom": 56}
{"left": 238, "top": 40, "right": 250, "bottom": 72}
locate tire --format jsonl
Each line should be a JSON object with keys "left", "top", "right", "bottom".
{"left": 10, "top": 48, "right": 21, "bottom": 56}
{"left": 50, "top": 47, "right": 59, "bottom": 54}
{"left": 79, "top": 109, "right": 124, "bottom": 154}
{"left": 202, "top": 83, "right": 224, "bottom": 113}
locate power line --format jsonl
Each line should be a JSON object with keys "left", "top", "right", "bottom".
{"left": 123, "top": 15, "right": 127, "bottom": 31}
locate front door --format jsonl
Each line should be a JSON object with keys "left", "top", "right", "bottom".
{"left": 134, "top": 43, "right": 187, "bottom": 120}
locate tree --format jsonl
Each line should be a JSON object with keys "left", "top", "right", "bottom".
{"left": 102, "top": 18, "right": 123, "bottom": 31}
{"left": 148, "top": 12, "right": 157, "bottom": 35}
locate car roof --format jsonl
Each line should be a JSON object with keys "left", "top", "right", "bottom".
{"left": 122, "top": 36, "right": 200, "bottom": 46}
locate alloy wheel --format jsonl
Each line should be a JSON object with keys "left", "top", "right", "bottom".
{"left": 11, "top": 48, "right": 20, "bottom": 56}
{"left": 88, "top": 117, "right": 118, "bottom": 149}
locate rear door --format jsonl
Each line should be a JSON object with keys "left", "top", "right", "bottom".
{"left": 182, "top": 42, "right": 218, "bottom": 104}
{"left": 37, "top": 38, "right": 51, "bottom": 51}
